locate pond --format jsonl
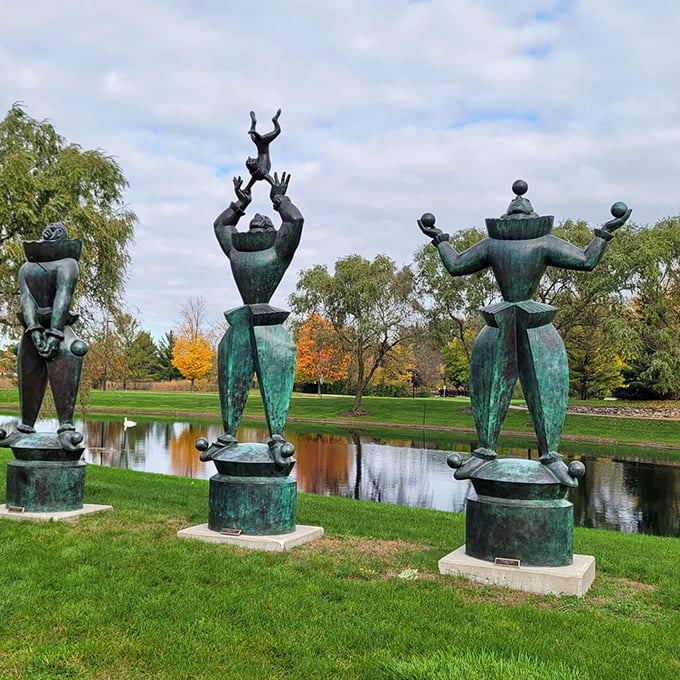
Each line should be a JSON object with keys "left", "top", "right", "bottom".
{"left": 0, "top": 415, "right": 678, "bottom": 537}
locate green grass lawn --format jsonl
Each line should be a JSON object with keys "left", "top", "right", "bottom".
{"left": 0, "top": 450, "right": 678, "bottom": 679}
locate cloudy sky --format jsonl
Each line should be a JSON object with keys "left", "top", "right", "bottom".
{"left": 2, "top": 0, "right": 679, "bottom": 339}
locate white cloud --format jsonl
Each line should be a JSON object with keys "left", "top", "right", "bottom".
{"left": 1, "top": 0, "right": 679, "bottom": 337}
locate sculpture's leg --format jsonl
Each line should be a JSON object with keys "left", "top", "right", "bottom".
{"left": 47, "top": 327, "right": 84, "bottom": 431}
{"left": 217, "top": 306, "right": 255, "bottom": 442}
{"left": 517, "top": 322, "right": 575, "bottom": 486}
{"left": 457, "top": 315, "right": 518, "bottom": 479}
{"left": 252, "top": 323, "right": 296, "bottom": 467}
{"left": 17, "top": 335, "right": 47, "bottom": 431}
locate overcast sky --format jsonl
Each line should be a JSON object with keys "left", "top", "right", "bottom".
{"left": 2, "top": 0, "right": 679, "bottom": 339}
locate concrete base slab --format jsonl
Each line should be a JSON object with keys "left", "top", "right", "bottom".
{"left": 177, "top": 523, "right": 324, "bottom": 552}
{"left": 0, "top": 503, "right": 112, "bottom": 523}
{"left": 439, "top": 545, "right": 595, "bottom": 597}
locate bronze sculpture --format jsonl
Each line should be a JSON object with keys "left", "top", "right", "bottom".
{"left": 420, "top": 180, "right": 631, "bottom": 565}
{"left": 0, "top": 223, "right": 89, "bottom": 511}
{"left": 195, "top": 110, "right": 303, "bottom": 535}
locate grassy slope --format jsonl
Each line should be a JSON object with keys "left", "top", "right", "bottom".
{"left": 0, "top": 451, "right": 678, "bottom": 679}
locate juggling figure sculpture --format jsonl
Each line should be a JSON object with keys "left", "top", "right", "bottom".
{"left": 420, "top": 181, "right": 631, "bottom": 567}
{"left": 195, "top": 110, "right": 303, "bottom": 536}
{"left": 0, "top": 223, "right": 89, "bottom": 512}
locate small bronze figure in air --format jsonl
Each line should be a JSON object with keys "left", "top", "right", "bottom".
{"left": 244, "top": 108, "right": 281, "bottom": 190}
{"left": 419, "top": 180, "right": 631, "bottom": 486}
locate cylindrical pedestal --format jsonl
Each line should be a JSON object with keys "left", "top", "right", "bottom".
{"left": 209, "top": 474, "right": 296, "bottom": 535}
{"left": 466, "top": 495, "right": 573, "bottom": 566}
{"left": 6, "top": 459, "right": 86, "bottom": 512}
{"left": 461, "top": 458, "right": 577, "bottom": 567}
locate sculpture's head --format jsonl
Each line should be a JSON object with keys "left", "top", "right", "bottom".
{"left": 249, "top": 213, "right": 275, "bottom": 232}
{"left": 24, "top": 223, "right": 81, "bottom": 262}
{"left": 485, "top": 180, "right": 554, "bottom": 240}
{"left": 42, "top": 223, "right": 68, "bottom": 241}
{"left": 503, "top": 180, "right": 538, "bottom": 218}
{"left": 231, "top": 214, "right": 277, "bottom": 252}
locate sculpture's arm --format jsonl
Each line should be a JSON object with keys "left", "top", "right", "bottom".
{"left": 544, "top": 234, "right": 609, "bottom": 272}
{"left": 545, "top": 204, "right": 631, "bottom": 271}
{"left": 437, "top": 238, "right": 490, "bottom": 276}
{"left": 418, "top": 213, "right": 489, "bottom": 276}
{"left": 18, "top": 268, "right": 41, "bottom": 333}
{"left": 48, "top": 259, "right": 78, "bottom": 334}
{"left": 273, "top": 195, "right": 304, "bottom": 260}
{"left": 214, "top": 176, "right": 251, "bottom": 256}
{"left": 271, "top": 172, "right": 303, "bottom": 260}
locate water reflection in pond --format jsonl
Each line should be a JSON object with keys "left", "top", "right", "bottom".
{"left": 0, "top": 415, "right": 678, "bottom": 537}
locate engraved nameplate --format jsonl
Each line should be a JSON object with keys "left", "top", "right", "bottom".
{"left": 7, "top": 506, "right": 25, "bottom": 513}
{"left": 220, "top": 528, "right": 242, "bottom": 536}
{"left": 495, "top": 557, "right": 520, "bottom": 567}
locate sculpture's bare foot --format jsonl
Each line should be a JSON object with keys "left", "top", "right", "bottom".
{"left": 0, "top": 425, "right": 35, "bottom": 448}
{"left": 217, "top": 433, "right": 237, "bottom": 447}
{"left": 268, "top": 434, "right": 295, "bottom": 468}
{"left": 453, "top": 447, "right": 496, "bottom": 480}
{"left": 58, "top": 428, "right": 84, "bottom": 452}
{"left": 196, "top": 434, "right": 237, "bottom": 462}
{"left": 539, "top": 452, "right": 582, "bottom": 488}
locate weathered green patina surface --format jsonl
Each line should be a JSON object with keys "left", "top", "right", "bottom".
{"left": 206, "top": 443, "right": 296, "bottom": 535}
{"left": 421, "top": 181, "right": 630, "bottom": 565}
{"left": 0, "top": 223, "right": 88, "bottom": 512}
{"left": 196, "top": 110, "right": 302, "bottom": 535}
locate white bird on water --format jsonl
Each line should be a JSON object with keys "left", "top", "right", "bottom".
{"left": 123, "top": 417, "right": 136, "bottom": 430}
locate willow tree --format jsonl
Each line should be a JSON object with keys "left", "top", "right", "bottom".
{"left": 0, "top": 104, "right": 136, "bottom": 331}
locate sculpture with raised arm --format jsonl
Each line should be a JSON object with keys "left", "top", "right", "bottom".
{"left": 205, "top": 170, "right": 303, "bottom": 468}
{"left": 193, "top": 110, "right": 306, "bottom": 537}
{"left": 420, "top": 180, "right": 631, "bottom": 568}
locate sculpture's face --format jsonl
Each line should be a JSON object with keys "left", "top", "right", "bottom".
{"left": 42, "top": 223, "right": 68, "bottom": 241}
{"left": 249, "top": 213, "right": 274, "bottom": 232}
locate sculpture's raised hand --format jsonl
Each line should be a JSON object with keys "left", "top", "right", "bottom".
{"left": 232, "top": 176, "right": 252, "bottom": 205}
{"left": 270, "top": 172, "right": 290, "bottom": 200}
{"left": 418, "top": 212, "right": 443, "bottom": 239}
{"left": 601, "top": 202, "right": 632, "bottom": 234}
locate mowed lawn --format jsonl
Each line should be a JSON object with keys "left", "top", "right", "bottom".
{"left": 0, "top": 448, "right": 677, "bottom": 679}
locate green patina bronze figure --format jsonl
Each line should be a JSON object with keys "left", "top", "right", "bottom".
{"left": 419, "top": 181, "right": 631, "bottom": 565}
{"left": 195, "top": 110, "right": 302, "bottom": 535}
{"left": 0, "top": 223, "right": 89, "bottom": 511}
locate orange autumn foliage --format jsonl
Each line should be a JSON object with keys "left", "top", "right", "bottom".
{"left": 172, "top": 334, "right": 213, "bottom": 385}
{"left": 296, "top": 313, "right": 350, "bottom": 385}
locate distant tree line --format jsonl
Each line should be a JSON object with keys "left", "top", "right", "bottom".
{"left": 3, "top": 104, "right": 680, "bottom": 403}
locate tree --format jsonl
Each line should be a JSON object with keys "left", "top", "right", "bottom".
{"left": 127, "top": 331, "right": 161, "bottom": 383}
{"left": 612, "top": 218, "right": 680, "bottom": 398}
{"left": 172, "top": 295, "right": 215, "bottom": 389}
{"left": 290, "top": 254, "right": 419, "bottom": 412}
{"left": 0, "top": 104, "right": 136, "bottom": 330}
{"left": 295, "top": 313, "right": 351, "bottom": 396}
{"left": 172, "top": 334, "right": 213, "bottom": 389}
{"left": 442, "top": 331, "right": 476, "bottom": 390}
{"left": 178, "top": 295, "right": 211, "bottom": 342}
{"left": 370, "top": 342, "right": 415, "bottom": 396}
{"left": 157, "top": 331, "right": 183, "bottom": 381}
